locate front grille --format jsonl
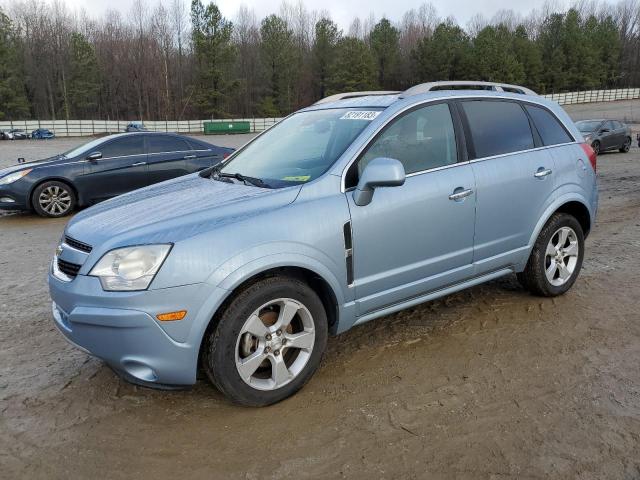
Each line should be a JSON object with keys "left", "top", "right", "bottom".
{"left": 57, "top": 258, "right": 81, "bottom": 278}
{"left": 65, "top": 236, "right": 92, "bottom": 253}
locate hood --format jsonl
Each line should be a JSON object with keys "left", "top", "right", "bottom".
{"left": 66, "top": 174, "right": 302, "bottom": 247}
{"left": 0, "top": 155, "right": 68, "bottom": 177}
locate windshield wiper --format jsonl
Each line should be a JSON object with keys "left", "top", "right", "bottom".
{"left": 213, "top": 170, "right": 271, "bottom": 189}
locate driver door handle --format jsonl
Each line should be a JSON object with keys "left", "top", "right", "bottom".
{"left": 448, "top": 188, "right": 474, "bottom": 201}
{"left": 184, "top": 154, "right": 197, "bottom": 159}
{"left": 131, "top": 161, "right": 146, "bottom": 166}
{"left": 534, "top": 168, "right": 552, "bottom": 178}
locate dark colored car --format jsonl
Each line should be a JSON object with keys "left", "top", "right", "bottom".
{"left": 576, "top": 119, "right": 632, "bottom": 155}
{"left": 0, "top": 132, "right": 234, "bottom": 217}
{"left": 125, "top": 122, "right": 147, "bottom": 132}
{"left": 32, "top": 128, "right": 55, "bottom": 139}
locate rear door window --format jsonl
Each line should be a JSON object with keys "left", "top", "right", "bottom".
{"left": 461, "top": 100, "right": 534, "bottom": 158}
{"left": 148, "top": 135, "right": 190, "bottom": 154}
{"left": 524, "top": 105, "right": 573, "bottom": 146}
{"left": 100, "top": 136, "right": 145, "bottom": 158}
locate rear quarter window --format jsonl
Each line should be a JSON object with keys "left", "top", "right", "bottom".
{"left": 461, "top": 100, "right": 534, "bottom": 158}
{"left": 524, "top": 105, "right": 573, "bottom": 146}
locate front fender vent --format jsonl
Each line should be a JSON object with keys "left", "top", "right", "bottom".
{"left": 343, "top": 222, "right": 354, "bottom": 286}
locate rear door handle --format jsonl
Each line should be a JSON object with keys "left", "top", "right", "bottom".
{"left": 184, "top": 154, "right": 196, "bottom": 159}
{"left": 534, "top": 168, "right": 552, "bottom": 178}
{"left": 448, "top": 188, "right": 474, "bottom": 201}
{"left": 131, "top": 161, "right": 146, "bottom": 166}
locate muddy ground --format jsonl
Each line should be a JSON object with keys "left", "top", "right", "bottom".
{"left": 2, "top": 119, "right": 640, "bottom": 479}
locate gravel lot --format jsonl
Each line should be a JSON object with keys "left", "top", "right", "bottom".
{"left": 2, "top": 108, "right": 640, "bottom": 479}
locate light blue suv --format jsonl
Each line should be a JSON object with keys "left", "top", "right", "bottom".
{"left": 49, "top": 82, "right": 598, "bottom": 406}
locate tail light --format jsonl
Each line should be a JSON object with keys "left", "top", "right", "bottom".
{"left": 580, "top": 143, "right": 597, "bottom": 173}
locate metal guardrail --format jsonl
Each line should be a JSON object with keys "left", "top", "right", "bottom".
{"left": 541, "top": 88, "right": 640, "bottom": 105}
{"left": 0, "top": 118, "right": 283, "bottom": 138}
{"left": 2, "top": 88, "right": 640, "bottom": 137}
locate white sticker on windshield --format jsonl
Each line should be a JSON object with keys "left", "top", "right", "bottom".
{"left": 340, "top": 111, "right": 381, "bottom": 121}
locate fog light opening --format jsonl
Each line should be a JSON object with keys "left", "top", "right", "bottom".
{"left": 122, "top": 360, "right": 158, "bottom": 382}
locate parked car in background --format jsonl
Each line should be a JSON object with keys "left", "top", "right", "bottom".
{"left": 0, "top": 130, "right": 13, "bottom": 140}
{"left": 9, "top": 129, "right": 29, "bottom": 140}
{"left": 31, "top": 128, "right": 55, "bottom": 139}
{"left": 576, "top": 119, "right": 632, "bottom": 155}
{"left": 48, "top": 82, "right": 598, "bottom": 406}
{"left": 0, "top": 132, "right": 233, "bottom": 217}
{"left": 125, "top": 122, "right": 147, "bottom": 132}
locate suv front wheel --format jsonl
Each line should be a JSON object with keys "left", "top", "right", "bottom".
{"left": 202, "top": 276, "right": 328, "bottom": 406}
{"left": 518, "top": 213, "right": 585, "bottom": 297}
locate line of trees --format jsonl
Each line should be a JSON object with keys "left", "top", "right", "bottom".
{"left": 0, "top": 0, "right": 639, "bottom": 121}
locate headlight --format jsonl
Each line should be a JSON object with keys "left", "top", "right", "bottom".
{"left": 584, "top": 134, "right": 592, "bottom": 142}
{"left": 0, "top": 169, "right": 32, "bottom": 185}
{"left": 89, "top": 244, "right": 172, "bottom": 291}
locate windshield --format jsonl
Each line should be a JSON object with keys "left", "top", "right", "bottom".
{"left": 218, "top": 108, "right": 382, "bottom": 187}
{"left": 576, "top": 120, "right": 602, "bottom": 132}
{"left": 62, "top": 135, "right": 118, "bottom": 158}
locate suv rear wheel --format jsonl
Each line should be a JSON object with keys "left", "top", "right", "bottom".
{"left": 518, "top": 213, "right": 585, "bottom": 297}
{"left": 202, "top": 276, "right": 328, "bottom": 406}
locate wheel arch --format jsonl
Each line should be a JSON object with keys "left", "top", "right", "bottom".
{"left": 196, "top": 265, "right": 341, "bottom": 370}
{"left": 29, "top": 177, "right": 80, "bottom": 210}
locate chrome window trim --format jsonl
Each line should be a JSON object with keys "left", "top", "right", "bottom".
{"left": 339, "top": 94, "right": 577, "bottom": 192}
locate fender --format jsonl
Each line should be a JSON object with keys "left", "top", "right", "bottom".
{"left": 211, "top": 246, "right": 348, "bottom": 307}
{"left": 519, "top": 192, "right": 593, "bottom": 270}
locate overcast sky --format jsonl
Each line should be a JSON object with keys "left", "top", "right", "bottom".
{"left": 2, "top": 0, "right": 600, "bottom": 27}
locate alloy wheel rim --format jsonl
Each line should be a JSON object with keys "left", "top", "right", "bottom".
{"left": 235, "top": 298, "right": 315, "bottom": 391}
{"left": 39, "top": 185, "right": 71, "bottom": 215}
{"left": 544, "top": 226, "right": 579, "bottom": 287}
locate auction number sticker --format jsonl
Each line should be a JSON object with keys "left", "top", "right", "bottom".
{"left": 340, "top": 111, "right": 381, "bottom": 121}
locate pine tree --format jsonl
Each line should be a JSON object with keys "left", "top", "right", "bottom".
{"left": 260, "top": 14, "right": 297, "bottom": 115}
{"left": 0, "top": 8, "right": 29, "bottom": 120}
{"left": 191, "top": 0, "right": 236, "bottom": 118}
{"left": 327, "top": 37, "right": 377, "bottom": 94}
{"left": 312, "top": 18, "right": 340, "bottom": 100}
{"left": 68, "top": 33, "right": 101, "bottom": 119}
{"left": 370, "top": 18, "right": 400, "bottom": 89}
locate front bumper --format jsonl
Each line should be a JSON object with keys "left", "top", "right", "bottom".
{"left": 0, "top": 184, "right": 29, "bottom": 211}
{"left": 49, "top": 271, "right": 225, "bottom": 386}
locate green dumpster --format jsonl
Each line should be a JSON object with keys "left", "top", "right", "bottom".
{"left": 204, "top": 121, "right": 251, "bottom": 134}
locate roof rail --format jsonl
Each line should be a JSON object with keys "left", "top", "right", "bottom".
{"left": 314, "top": 90, "right": 401, "bottom": 105}
{"left": 403, "top": 81, "right": 537, "bottom": 97}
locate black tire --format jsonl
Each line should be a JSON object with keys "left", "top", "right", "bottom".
{"left": 620, "top": 137, "right": 631, "bottom": 153}
{"left": 592, "top": 140, "right": 600, "bottom": 155}
{"left": 202, "top": 275, "right": 328, "bottom": 406}
{"left": 31, "top": 180, "right": 76, "bottom": 218}
{"left": 517, "top": 213, "right": 585, "bottom": 297}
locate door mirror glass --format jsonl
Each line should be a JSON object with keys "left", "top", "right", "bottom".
{"left": 86, "top": 151, "right": 102, "bottom": 161}
{"left": 353, "top": 157, "right": 405, "bottom": 206}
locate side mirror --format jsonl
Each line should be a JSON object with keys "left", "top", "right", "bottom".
{"left": 86, "top": 151, "right": 102, "bottom": 161}
{"left": 600, "top": 128, "right": 610, "bottom": 134}
{"left": 353, "top": 157, "right": 405, "bottom": 206}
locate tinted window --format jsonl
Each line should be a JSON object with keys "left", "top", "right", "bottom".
{"left": 613, "top": 121, "right": 624, "bottom": 129}
{"left": 187, "top": 139, "right": 212, "bottom": 151}
{"left": 358, "top": 103, "right": 457, "bottom": 176}
{"left": 148, "top": 135, "right": 190, "bottom": 154}
{"left": 525, "top": 105, "right": 572, "bottom": 146}
{"left": 100, "top": 136, "right": 145, "bottom": 158}
{"left": 462, "top": 100, "right": 534, "bottom": 158}
{"left": 603, "top": 121, "right": 615, "bottom": 131}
